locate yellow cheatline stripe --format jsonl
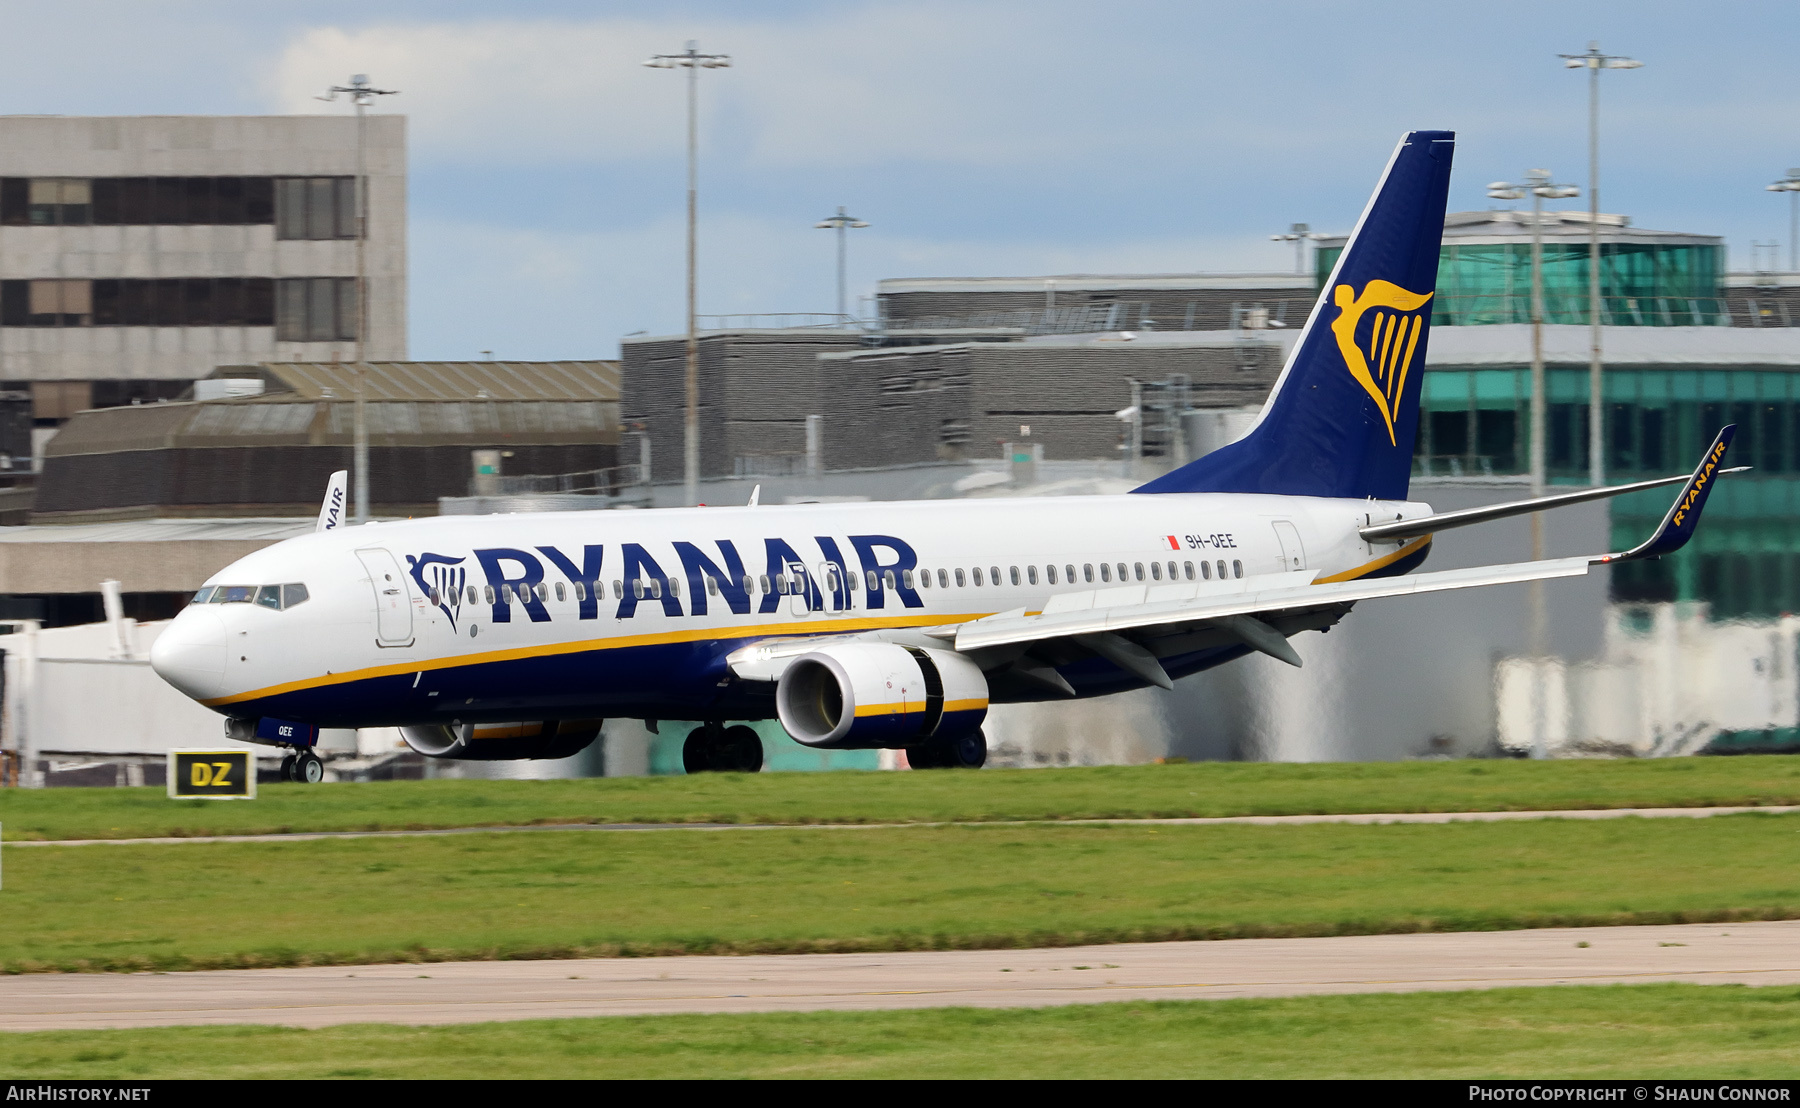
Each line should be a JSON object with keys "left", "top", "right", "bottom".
{"left": 852, "top": 697, "right": 990, "bottom": 719}
{"left": 853, "top": 702, "right": 919, "bottom": 718}
{"left": 200, "top": 610, "right": 990, "bottom": 708}
{"left": 1311, "top": 536, "right": 1432, "bottom": 585}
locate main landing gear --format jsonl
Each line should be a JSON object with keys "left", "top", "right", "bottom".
{"left": 906, "top": 730, "right": 988, "bottom": 770}
{"left": 683, "top": 723, "right": 765, "bottom": 774}
{"left": 280, "top": 750, "right": 325, "bottom": 783}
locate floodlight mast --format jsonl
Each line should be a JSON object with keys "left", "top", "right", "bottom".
{"left": 1560, "top": 42, "right": 1642, "bottom": 488}
{"left": 1767, "top": 170, "right": 1800, "bottom": 272}
{"left": 320, "top": 74, "right": 399, "bottom": 525}
{"left": 1269, "top": 223, "right": 1324, "bottom": 276}
{"left": 1488, "top": 170, "right": 1581, "bottom": 757}
{"left": 815, "top": 207, "right": 870, "bottom": 322}
{"left": 646, "top": 41, "right": 731, "bottom": 508}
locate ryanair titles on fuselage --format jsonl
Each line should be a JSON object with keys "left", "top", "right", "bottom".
{"left": 405, "top": 534, "right": 925, "bottom": 633}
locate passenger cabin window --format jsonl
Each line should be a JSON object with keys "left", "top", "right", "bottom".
{"left": 1084, "top": 564, "right": 1094, "bottom": 583}
{"left": 903, "top": 569, "right": 915, "bottom": 589}
{"left": 1201, "top": 561, "right": 1212, "bottom": 579}
{"left": 1233, "top": 560, "right": 1244, "bottom": 578}
{"left": 667, "top": 577, "right": 679, "bottom": 598}
{"left": 1134, "top": 563, "right": 1145, "bottom": 581}
{"left": 1045, "top": 566, "right": 1055, "bottom": 584}
{"left": 1216, "top": 560, "right": 1227, "bottom": 579}
{"left": 706, "top": 577, "right": 718, "bottom": 596}
{"left": 972, "top": 568, "right": 984, "bottom": 586}
{"left": 884, "top": 570, "right": 898, "bottom": 590}
{"left": 1009, "top": 567, "right": 1021, "bottom": 586}
{"left": 1149, "top": 563, "right": 1162, "bottom": 581}
{"left": 955, "top": 568, "right": 966, "bottom": 587}
{"left": 1184, "top": 561, "right": 1195, "bottom": 580}
{"left": 556, "top": 582, "right": 567, "bottom": 601}
{"left": 1117, "top": 563, "right": 1128, "bottom": 581}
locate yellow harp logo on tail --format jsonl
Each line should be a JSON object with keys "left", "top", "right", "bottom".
{"left": 1330, "top": 280, "right": 1434, "bottom": 445}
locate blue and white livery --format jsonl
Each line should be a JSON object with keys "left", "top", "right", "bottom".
{"left": 150, "top": 131, "right": 1737, "bottom": 778}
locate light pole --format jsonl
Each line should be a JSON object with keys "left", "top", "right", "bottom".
{"left": 1561, "top": 42, "right": 1642, "bottom": 488}
{"left": 814, "top": 207, "right": 869, "bottom": 322}
{"left": 646, "top": 41, "right": 731, "bottom": 508}
{"left": 1767, "top": 170, "right": 1800, "bottom": 272}
{"left": 1270, "top": 223, "right": 1324, "bottom": 276}
{"left": 320, "top": 74, "right": 398, "bottom": 525}
{"left": 1488, "top": 171, "right": 1581, "bottom": 758}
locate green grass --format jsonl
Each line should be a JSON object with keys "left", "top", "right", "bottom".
{"left": 5, "top": 813, "right": 1799, "bottom": 972}
{"left": 7, "top": 984, "right": 1800, "bottom": 1078}
{"left": 6, "top": 756, "right": 1800, "bottom": 841}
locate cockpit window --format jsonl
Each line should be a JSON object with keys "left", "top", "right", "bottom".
{"left": 200, "top": 583, "right": 309, "bottom": 609}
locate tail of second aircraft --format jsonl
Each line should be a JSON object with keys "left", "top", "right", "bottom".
{"left": 1135, "top": 130, "right": 1454, "bottom": 500}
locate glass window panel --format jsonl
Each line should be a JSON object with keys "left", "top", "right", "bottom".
{"left": 149, "top": 177, "right": 184, "bottom": 224}
{"left": 211, "top": 585, "right": 255, "bottom": 604}
{"left": 255, "top": 585, "right": 282, "bottom": 610}
{"left": 336, "top": 277, "right": 359, "bottom": 342}
{"left": 183, "top": 177, "right": 213, "bottom": 224}
{"left": 955, "top": 568, "right": 966, "bottom": 587}
{"left": 275, "top": 178, "right": 307, "bottom": 239}
{"left": 183, "top": 278, "right": 211, "bottom": 327}
{"left": 336, "top": 177, "right": 358, "bottom": 239}
{"left": 283, "top": 583, "right": 310, "bottom": 608}
{"left": 245, "top": 278, "right": 274, "bottom": 327}
{"left": 0, "top": 178, "right": 26, "bottom": 226}
{"left": 215, "top": 177, "right": 246, "bottom": 224}
{"left": 244, "top": 177, "right": 275, "bottom": 224}
{"left": 305, "top": 177, "right": 335, "bottom": 240}
{"left": 306, "top": 277, "right": 336, "bottom": 342}
{"left": 190, "top": 586, "right": 214, "bottom": 605}
{"left": 115, "top": 178, "right": 150, "bottom": 224}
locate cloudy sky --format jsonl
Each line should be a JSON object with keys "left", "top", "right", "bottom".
{"left": 4, "top": 0, "right": 1797, "bottom": 357}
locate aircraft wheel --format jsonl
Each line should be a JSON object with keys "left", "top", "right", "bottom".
{"left": 683, "top": 726, "right": 722, "bottom": 774}
{"left": 295, "top": 751, "right": 325, "bottom": 784}
{"left": 905, "top": 744, "right": 944, "bottom": 769}
{"left": 279, "top": 754, "right": 297, "bottom": 781}
{"left": 949, "top": 730, "right": 988, "bottom": 769}
{"left": 722, "top": 725, "right": 764, "bottom": 773}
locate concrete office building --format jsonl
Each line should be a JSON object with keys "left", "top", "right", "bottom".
{"left": 0, "top": 115, "right": 407, "bottom": 461}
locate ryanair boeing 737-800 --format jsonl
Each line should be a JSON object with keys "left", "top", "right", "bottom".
{"left": 149, "top": 130, "right": 1738, "bottom": 783}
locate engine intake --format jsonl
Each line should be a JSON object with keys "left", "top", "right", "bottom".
{"left": 776, "top": 642, "right": 987, "bottom": 749}
{"left": 400, "top": 719, "right": 602, "bottom": 761}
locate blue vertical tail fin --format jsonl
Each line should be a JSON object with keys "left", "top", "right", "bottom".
{"left": 1135, "top": 130, "right": 1455, "bottom": 499}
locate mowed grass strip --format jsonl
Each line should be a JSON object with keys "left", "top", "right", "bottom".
{"left": 6, "top": 813, "right": 1800, "bottom": 972}
{"left": 8, "top": 756, "right": 1800, "bottom": 841}
{"left": 6, "top": 984, "right": 1800, "bottom": 1079}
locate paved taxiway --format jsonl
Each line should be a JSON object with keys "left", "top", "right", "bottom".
{"left": 5, "top": 920, "right": 1798, "bottom": 1031}
{"left": 10, "top": 804, "right": 1797, "bottom": 848}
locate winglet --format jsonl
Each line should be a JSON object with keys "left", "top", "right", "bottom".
{"left": 1598, "top": 426, "right": 1734, "bottom": 564}
{"left": 316, "top": 469, "right": 348, "bottom": 532}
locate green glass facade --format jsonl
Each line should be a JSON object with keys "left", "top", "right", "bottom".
{"left": 1316, "top": 239, "right": 1725, "bottom": 326}
{"left": 1417, "top": 365, "right": 1800, "bottom": 620}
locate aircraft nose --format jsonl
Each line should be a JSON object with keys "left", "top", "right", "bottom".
{"left": 150, "top": 608, "right": 227, "bottom": 702}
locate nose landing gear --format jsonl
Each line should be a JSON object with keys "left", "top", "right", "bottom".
{"left": 280, "top": 750, "right": 325, "bottom": 783}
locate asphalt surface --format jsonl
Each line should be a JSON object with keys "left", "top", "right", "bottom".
{"left": 10, "top": 804, "right": 1798, "bottom": 847}
{"left": 4, "top": 921, "right": 1798, "bottom": 1030}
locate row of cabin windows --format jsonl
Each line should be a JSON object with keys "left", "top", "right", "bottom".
{"left": 426, "top": 558, "right": 1248, "bottom": 608}
{"left": 0, "top": 276, "right": 356, "bottom": 340}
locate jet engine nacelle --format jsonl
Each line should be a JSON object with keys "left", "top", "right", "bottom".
{"left": 400, "top": 719, "right": 602, "bottom": 761}
{"left": 776, "top": 642, "right": 988, "bottom": 749}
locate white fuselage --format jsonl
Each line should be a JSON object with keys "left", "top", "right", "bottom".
{"left": 149, "top": 492, "right": 1432, "bottom": 728}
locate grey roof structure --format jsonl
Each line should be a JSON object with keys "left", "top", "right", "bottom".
{"left": 248, "top": 360, "right": 620, "bottom": 402}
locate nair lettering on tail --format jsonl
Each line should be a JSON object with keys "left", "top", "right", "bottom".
{"left": 150, "top": 130, "right": 1742, "bottom": 779}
